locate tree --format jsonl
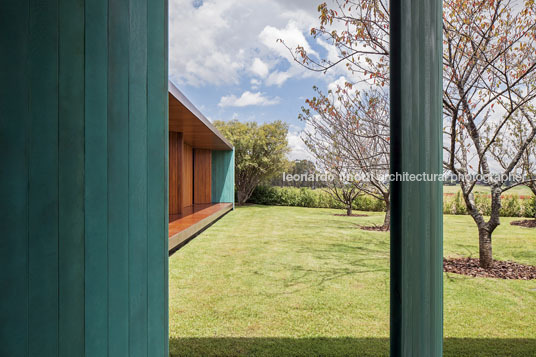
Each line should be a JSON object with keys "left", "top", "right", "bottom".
{"left": 271, "top": 159, "right": 322, "bottom": 188}
{"left": 300, "top": 86, "right": 391, "bottom": 227}
{"left": 285, "top": 0, "right": 536, "bottom": 268}
{"left": 214, "top": 120, "right": 290, "bottom": 205}
{"left": 302, "top": 124, "right": 362, "bottom": 216}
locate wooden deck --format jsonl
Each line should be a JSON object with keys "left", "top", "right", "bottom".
{"left": 168, "top": 203, "right": 233, "bottom": 251}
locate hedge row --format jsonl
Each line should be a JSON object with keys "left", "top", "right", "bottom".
{"left": 248, "top": 185, "right": 385, "bottom": 212}
{"left": 444, "top": 192, "right": 535, "bottom": 218}
{"left": 248, "top": 186, "right": 536, "bottom": 218}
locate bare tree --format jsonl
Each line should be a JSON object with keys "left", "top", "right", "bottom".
{"left": 442, "top": 0, "right": 536, "bottom": 267}
{"left": 284, "top": 0, "right": 536, "bottom": 267}
{"left": 300, "top": 102, "right": 362, "bottom": 216}
{"left": 300, "top": 85, "right": 391, "bottom": 228}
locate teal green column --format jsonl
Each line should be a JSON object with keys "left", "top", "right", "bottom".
{"left": 0, "top": 0, "right": 169, "bottom": 355}
{"left": 390, "top": 0, "right": 443, "bottom": 356}
{"left": 212, "top": 149, "right": 235, "bottom": 207}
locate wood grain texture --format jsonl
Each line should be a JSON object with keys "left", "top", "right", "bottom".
{"left": 194, "top": 149, "right": 212, "bottom": 204}
{"left": 182, "top": 143, "right": 194, "bottom": 209}
{"left": 169, "top": 131, "right": 182, "bottom": 215}
{"left": 169, "top": 93, "right": 230, "bottom": 150}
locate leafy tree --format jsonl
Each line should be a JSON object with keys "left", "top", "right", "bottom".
{"left": 272, "top": 159, "right": 323, "bottom": 188}
{"left": 284, "top": 0, "right": 536, "bottom": 268}
{"left": 214, "top": 120, "right": 290, "bottom": 205}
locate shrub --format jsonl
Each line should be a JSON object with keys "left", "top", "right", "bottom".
{"left": 248, "top": 186, "right": 386, "bottom": 212}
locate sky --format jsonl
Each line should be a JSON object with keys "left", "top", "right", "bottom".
{"left": 168, "top": 0, "right": 349, "bottom": 161}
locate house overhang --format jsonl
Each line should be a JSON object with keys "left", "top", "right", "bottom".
{"left": 168, "top": 80, "right": 233, "bottom": 151}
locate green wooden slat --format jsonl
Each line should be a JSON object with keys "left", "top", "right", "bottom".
{"left": 28, "top": 0, "right": 59, "bottom": 355}
{"left": 108, "top": 0, "right": 130, "bottom": 354}
{"left": 0, "top": 1, "right": 30, "bottom": 356}
{"left": 390, "top": 0, "right": 443, "bottom": 356}
{"left": 211, "top": 150, "right": 235, "bottom": 204}
{"left": 58, "top": 0, "right": 85, "bottom": 355}
{"left": 147, "top": 0, "right": 168, "bottom": 355}
{"left": 84, "top": 0, "right": 109, "bottom": 355}
{"left": 128, "top": 0, "right": 149, "bottom": 355}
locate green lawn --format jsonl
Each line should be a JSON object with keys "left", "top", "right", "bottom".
{"left": 169, "top": 205, "right": 536, "bottom": 356}
{"left": 443, "top": 184, "right": 534, "bottom": 196}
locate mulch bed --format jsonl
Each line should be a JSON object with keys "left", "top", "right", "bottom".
{"left": 334, "top": 213, "right": 368, "bottom": 217}
{"left": 359, "top": 225, "right": 389, "bottom": 232}
{"left": 510, "top": 219, "right": 536, "bottom": 228}
{"left": 443, "top": 257, "right": 536, "bottom": 280}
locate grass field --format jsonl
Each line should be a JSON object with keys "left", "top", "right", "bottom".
{"left": 443, "top": 184, "right": 534, "bottom": 197}
{"left": 169, "top": 205, "right": 536, "bottom": 356}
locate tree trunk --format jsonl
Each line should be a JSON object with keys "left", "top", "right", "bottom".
{"left": 237, "top": 190, "right": 247, "bottom": 206}
{"left": 382, "top": 204, "right": 390, "bottom": 230}
{"left": 382, "top": 195, "right": 390, "bottom": 230}
{"left": 478, "top": 226, "right": 493, "bottom": 269}
{"left": 346, "top": 204, "right": 352, "bottom": 216}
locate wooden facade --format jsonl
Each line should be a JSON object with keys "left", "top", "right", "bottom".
{"left": 167, "top": 82, "right": 234, "bottom": 251}
{"left": 0, "top": 0, "right": 168, "bottom": 355}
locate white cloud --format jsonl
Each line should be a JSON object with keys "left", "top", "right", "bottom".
{"left": 287, "top": 124, "right": 315, "bottom": 161}
{"left": 218, "top": 91, "right": 280, "bottom": 107}
{"left": 250, "top": 58, "right": 270, "bottom": 78}
{"left": 169, "top": 0, "right": 320, "bottom": 87}
{"left": 250, "top": 78, "right": 261, "bottom": 90}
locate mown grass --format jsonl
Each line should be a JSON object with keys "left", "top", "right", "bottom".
{"left": 169, "top": 205, "right": 536, "bottom": 356}
{"left": 443, "top": 184, "right": 534, "bottom": 197}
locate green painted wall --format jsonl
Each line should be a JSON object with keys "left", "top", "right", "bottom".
{"left": 0, "top": 0, "right": 169, "bottom": 356}
{"left": 211, "top": 149, "right": 235, "bottom": 205}
{"left": 390, "top": 0, "right": 443, "bottom": 356}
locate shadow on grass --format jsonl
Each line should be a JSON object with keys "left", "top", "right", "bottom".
{"left": 169, "top": 337, "right": 536, "bottom": 356}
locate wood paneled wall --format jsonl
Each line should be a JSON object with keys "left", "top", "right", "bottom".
{"left": 169, "top": 132, "right": 182, "bottom": 215}
{"left": 0, "top": 0, "right": 168, "bottom": 355}
{"left": 182, "top": 143, "right": 193, "bottom": 209}
{"left": 194, "top": 149, "right": 212, "bottom": 204}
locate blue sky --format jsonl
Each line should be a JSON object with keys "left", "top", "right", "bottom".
{"left": 168, "top": 0, "right": 350, "bottom": 160}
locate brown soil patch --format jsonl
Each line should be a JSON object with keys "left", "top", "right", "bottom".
{"left": 360, "top": 225, "right": 389, "bottom": 232}
{"left": 510, "top": 219, "right": 536, "bottom": 228}
{"left": 334, "top": 213, "right": 368, "bottom": 217}
{"left": 443, "top": 257, "right": 536, "bottom": 280}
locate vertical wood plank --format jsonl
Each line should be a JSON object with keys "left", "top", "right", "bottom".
{"left": 0, "top": 1, "right": 30, "bottom": 356}
{"left": 58, "top": 0, "right": 85, "bottom": 355}
{"left": 194, "top": 149, "right": 212, "bottom": 204}
{"left": 28, "top": 0, "right": 59, "bottom": 355}
{"left": 390, "top": 0, "right": 443, "bottom": 355}
{"left": 128, "top": 0, "right": 149, "bottom": 354}
{"left": 182, "top": 144, "right": 194, "bottom": 208}
{"left": 85, "top": 0, "right": 109, "bottom": 355}
{"left": 108, "top": 0, "right": 130, "bottom": 354}
{"left": 147, "top": 0, "right": 168, "bottom": 355}
{"left": 169, "top": 132, "right": 181, "bottom": 215}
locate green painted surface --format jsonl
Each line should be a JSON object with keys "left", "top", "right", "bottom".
{"left": 390, "top": 0, "right": 443, "bottom": 356}
{"left": 28, "top": 0, "right": 59, "bottom": 355}
{"left": 84, "top": 0, "right": 109, "bottom": 355}
{"left": 0, "top": 0, "right": 169, "bottom": 355}
{"left": 0, "top": 2, "right": 30, "bottom": 356}
{"left": 147, "top": 0, "right": 169, "bottom": 356}
{"left": 212, "top": 149, "right": 235, "bottom": 205}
